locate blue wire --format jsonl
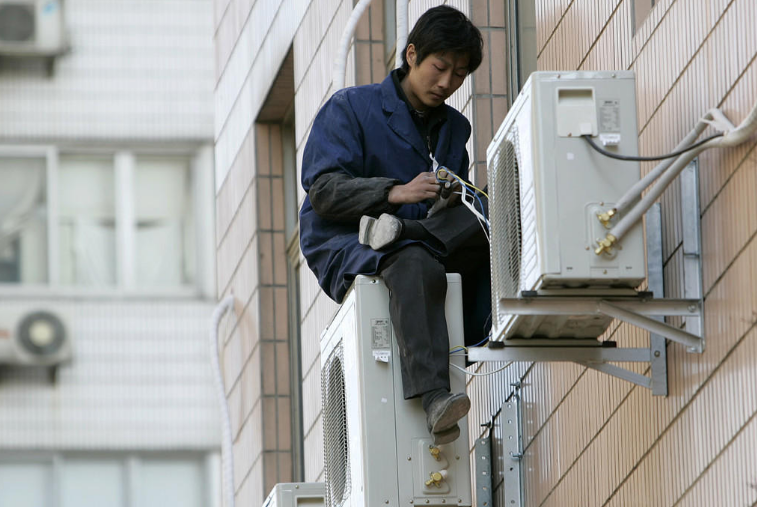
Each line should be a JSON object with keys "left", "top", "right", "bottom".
{"left": 471, "top": 335, "right": 490, "bottom": 347}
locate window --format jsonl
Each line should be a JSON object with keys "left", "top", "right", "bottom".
{"left": 0, "top": 155, "right": 49, "bottom": 284}
{"left": 0, "top": 148, "right": 208, "bottom": 292}
{"left": 0, "top": 452, "right": 217, "bottom": 507}
{"left": 384, "top": 0, "right": 397, "bottom": 71}
{"left": 506, "top": 0, "right": 538, "bottom": 102}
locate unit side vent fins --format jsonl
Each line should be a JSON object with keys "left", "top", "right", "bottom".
{"left": 490, "top": 128, "right": 523, "bottom": 327}
{"left": 322, "top": 344, "right": 350, "bottom": 507}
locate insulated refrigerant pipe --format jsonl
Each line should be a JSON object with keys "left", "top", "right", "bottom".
{"left": 210, "top": 295, "right": 236, "bottom": 507}
{"left": 607, "top": 100, "right": 757, "bottom": 245}
{"left": 395, "top": 0, "right": 408, "bottom": 69}
{"left": 614, "top": 108, "right": 735, "bottom": 213}
{"left": 333, "top": 0, "right": 375, "bottom": 90}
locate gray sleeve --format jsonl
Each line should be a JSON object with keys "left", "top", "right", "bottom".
{"left": 308, "top": 172, "right": 402, "bottom": 223}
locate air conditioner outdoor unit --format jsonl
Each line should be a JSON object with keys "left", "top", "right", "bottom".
{"left": 0, "top": 308, "right": 72, "bottom": 366}
{"left": 487, "top": 71, "right": 646, "bottom": 340}
{"left": 263, "top": 483, "right": 326, "bottom": 507}
{"left": 0, "top": 0, "right": 67, "bottom": 56}
{"left": 320, "top": 275, "right": 472, "bottom": 507}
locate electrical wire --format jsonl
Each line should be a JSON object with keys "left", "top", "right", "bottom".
{"left": 450, "top": 361, "right": 513, "bottom": 376}
{"left": 582, "top": 132, "right": 724, "bottom": 162}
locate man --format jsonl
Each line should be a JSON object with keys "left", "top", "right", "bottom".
{"left": 300, "top": 6, "right": 490, "bottom": 444}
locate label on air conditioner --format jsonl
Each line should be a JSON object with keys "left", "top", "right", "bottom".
{"left": 370, "top": 318, "right": 391, "bottom": 349}
{"left": 599, "top": 99, "right": 621, "bottom": 132}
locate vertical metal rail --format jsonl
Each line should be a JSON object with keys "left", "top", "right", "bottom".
{"left": 681, "top": 161, "right": 705, "bottom": 352}
{"left": 645, "top": 202, "right": 668, "bottom": 395}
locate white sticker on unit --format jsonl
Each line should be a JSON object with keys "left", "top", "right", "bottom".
{"left": 373, "top": 350, "right": 391, "bottom": 363}
{"left": 567, "top": 152, "right": 575, "bottom": 160}
{"left": 370, "top": 318, "right": 391, "bottom": 349}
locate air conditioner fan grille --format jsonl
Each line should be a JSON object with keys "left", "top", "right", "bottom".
{"left": 321, "top": 344, "right": 350, "bottom": 507}
{"left": 0, "top": 5, "right": 35, "bottom": 42}
{"left": 489, "top": 128, "right": 522, "bottom": 328}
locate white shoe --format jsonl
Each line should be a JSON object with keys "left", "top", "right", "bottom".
{"left": 358, "top": 213, "right": 402, "bottom": 250}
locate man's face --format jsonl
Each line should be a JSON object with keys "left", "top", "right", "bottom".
{"left": 403, "top": 45, "right": 470, "bottom": 111}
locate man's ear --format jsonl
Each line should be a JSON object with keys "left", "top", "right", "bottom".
{"left": 405, "top": 43, "right": 417, "bottom": 67}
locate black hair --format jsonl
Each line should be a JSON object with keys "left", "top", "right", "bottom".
{"left": 400, "top": 6, "right": 483, "bottom": 74}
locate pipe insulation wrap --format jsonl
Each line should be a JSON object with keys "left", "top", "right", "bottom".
{"left": 611, "top": 100, "right": 757, "bottom": 244}
{"left": 333, "top": 0, "right": 375, "bottom": 91}
{"left": 615, "top": 109, "right": 720, "bottom": 212}
{"left": 395, "top": 0, "right": 408, "bottom": 69}
{"left": 210, "top": 295, "right": 236, "bottom": 507}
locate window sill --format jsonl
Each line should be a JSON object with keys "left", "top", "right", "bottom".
{"left": 0, "top": 284, "right": 213, "bottom": 302}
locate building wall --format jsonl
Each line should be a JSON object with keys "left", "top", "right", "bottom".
{"left": 467, "top": 1, "right": 757, "bottom": 506}
{"left": 0, "top": 0, "right": 214, "bottom": 142}
{"left": 216, "top": 0, "right": 757, "bottom": 505}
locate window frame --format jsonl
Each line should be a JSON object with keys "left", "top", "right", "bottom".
{"left": 0, "top": 145, "right": 214, "bottom": 299}
{"left": 0, "top": 450, "right": 220, "bottom": 507}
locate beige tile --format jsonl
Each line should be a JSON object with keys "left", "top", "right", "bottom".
{"left": 256, "top": 124, "right": 270, "bottom": 175}
{"left": 489, "top": 30, "right": 507, "bottom": 95}
{"left": 270, "top": 124, "right": 283, "bottom": 176}
{"left": 262, "top": 341, "right": 276, "bottom": 395}
{"left": 470, "top": 0, "right": 488, "bottom": 27}
{"left": 474, "top": 31, "right": 491, "bottom": 94}
{"left": 370, "top": 0, "right": 383, "bottom": 40}
{"left": 273, "top": 232, "right": 287, "bottom": 285}
{"left": 257, "top": 177, "right": 272, "bottom": 230}
{"left": 276, "top": 341, "right": 291, "bottom": 394}
{"left": 488, "top": 0, "right": 505, "bottom": 27}
{"left": 492, "top": 96, "right": 508, "bottom": 131}
{"left": 263, "top": 451, "right": 278, "bottom": 494}
{"left": 278, "top": 451, "right": 293, "bottom": 483}
{"left": 356, "top": 41, "right": 371, "bottom": 86}
{"left": 260, "top": 286, "right": 275, "bottom": 340}
{"left": 259, "top": 231, "right": 273, "bottom": 284}
{"left": 277, "top": 397, "right": 293, "bottom": 451}
{"left": 274, "top": 287, "right": 289, "bottom": 340}
{"left": 474, "top": 97, "right": 492, "bottom": 161}
{"left": 271, "top": 178, "right": 285, "bottom": 231}
{"left": 372, "top": 42, "right": 386, "bottom": 84}
{"left": 355, "top": 4, "right": 370, "bottom": 40}
{"left": 263, "top": 397, "right": 277, "bottom": 452}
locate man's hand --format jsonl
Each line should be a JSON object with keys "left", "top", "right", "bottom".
{"left": 388, "top": 172, "right": 440, "bottom": 204}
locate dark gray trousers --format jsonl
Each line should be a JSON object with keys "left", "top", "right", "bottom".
{"left": 378, "top": 200, "right": 490, "bottom": 399}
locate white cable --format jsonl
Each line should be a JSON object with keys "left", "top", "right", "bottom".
{"left": 333, "top": 0, "right": 374, "bottom": 90}
{"left": 395, "top": 0, "right": 408, "bottom": 69}
{"left": 450, "top": 361, "right": 513, "bottom": 377}
{"left": 210, "top": 295, "right": 236, "bottom": 507}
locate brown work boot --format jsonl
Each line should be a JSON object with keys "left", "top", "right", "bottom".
{"left": 424, "top": 391, "right": 470, "bottom": 443}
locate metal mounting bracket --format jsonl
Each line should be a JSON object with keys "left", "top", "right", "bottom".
{"left": 472, "top": 162, "right": 705, "bottom": 395}
{"left": 500, "top": 391, "right": 523, "bottom": 507}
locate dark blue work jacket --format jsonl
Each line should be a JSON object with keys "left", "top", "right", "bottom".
{"left": 299, "top": 74, "right": 472, "bottom": 303}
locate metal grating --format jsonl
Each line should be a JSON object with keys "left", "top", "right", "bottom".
{"left": 321, "top": 343, "right": 350, "bottom": 507}
{"left": 489, "top": 128, "right": 523, "bottom": 328}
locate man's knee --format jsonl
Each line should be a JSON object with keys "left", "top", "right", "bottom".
{"left": 381, "top": 245, "right": 446, "bottom": 288}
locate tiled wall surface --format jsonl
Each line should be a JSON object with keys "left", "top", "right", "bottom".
{"left": 0, "top": 299, "right": 219, "bottom": 449}
{"left": 216, "top": 0, "right": 756, "bottom": 505}
{"left": 0, "top": 0, "right": 214, "bottom": 142}
{"left": 467, "top": 1, "right": 757, "bottom": 506}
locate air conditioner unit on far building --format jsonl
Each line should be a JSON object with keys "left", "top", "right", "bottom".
{"left": 0, "top": 308, "right": 72, "bottom": 366}
{"left": 263, "top": 483, "right": 325, "bottom": 507}
{"left": 320, "top": 275, "right": 472, "bottom": 507}
{"left": 0, "top": 0, "right": 67, "bottom": 56}
{"left": 487, "top": 71, "right": 646, "bottom": 341}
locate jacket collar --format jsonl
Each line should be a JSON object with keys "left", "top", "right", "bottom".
{"left": 381, "top": 71, "right": 442, "bottom": 161}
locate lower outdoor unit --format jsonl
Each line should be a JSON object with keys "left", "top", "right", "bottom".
{"left": 320, "top": 275, "right": 472, "bottom": 507}
{"left": 263, "top": 483, "right": 325, "bottom": 507}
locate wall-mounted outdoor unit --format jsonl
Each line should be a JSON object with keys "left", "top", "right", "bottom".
{"left": 0, "top": 0, "right": 67, "bottom": 56}
{"left": 487, "top": 71, "right": 646, "bottom": 340}
{"left": 0, "top": 308, "right": 72, "bottom": 366}
{"left": 320, "top": 275, "right": 471, "bottom": 507}
{"left": 263, "top": 483, "right": 326, "bottom": 507}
